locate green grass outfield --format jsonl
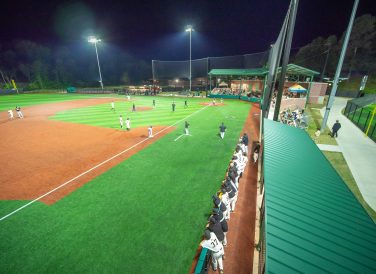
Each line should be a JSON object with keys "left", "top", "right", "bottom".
{"left": 0, "top": 93, "right": 108, "bottom": 111}
{"left": 0, "top": 94, "right": 252, "bottom": 273}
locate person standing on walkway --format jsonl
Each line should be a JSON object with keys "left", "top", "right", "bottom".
{"left": 219, "top": 122, "right": 226, "bottom": 139}
{"left": 332, "top": 120, "right": 341, "bottom": 138}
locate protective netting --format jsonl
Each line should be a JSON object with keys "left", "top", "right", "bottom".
{"left": 152, "top": 51, "right": 269, "bottom": 80}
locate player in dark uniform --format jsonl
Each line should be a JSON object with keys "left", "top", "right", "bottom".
{"left": 184, "top": 121, "right": 190, "bottom": 135}
{"left": 132, "top": 103, "right": 136, "bottom": 112}
{"left": 219, "top": 122, "right": 226, "bottom": 139}
{"left": 184, "top": 100, "right": 188, "bottom": 108}
{"left": 172, "top": 101, "right": 176, "bottom": 112}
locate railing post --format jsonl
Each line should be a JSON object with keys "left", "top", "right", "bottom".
{"left": 363, "top": 110, "right": 371, "bottom": 131}
{"left": 357, "top": 108, "right": 363, "bottom": 125}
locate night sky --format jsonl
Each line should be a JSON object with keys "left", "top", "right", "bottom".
{"left": 1, "top": 0, "right": 375, "bottom": 61}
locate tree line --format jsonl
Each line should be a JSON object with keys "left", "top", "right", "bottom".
{"left": 292, "top": 14, "right": 376, "bottom": 80}
{"left": 0, "top": 40, "right": 151, "bottom": 90}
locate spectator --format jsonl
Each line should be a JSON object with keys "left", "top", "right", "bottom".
{"left": 332, "top": 120, "right": 341, "bottom": 138}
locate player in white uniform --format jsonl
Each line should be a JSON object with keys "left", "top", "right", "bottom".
{"left": 15, "top": 106, "right": 24, "bottom": 119}
{"left": 125, "top": 118, "right": 130, "bottom": 131}
{"left": 148, "top": 126, "right": 153, "bottom": 138}
{"left": 220, "top": 187, "right": 231, "bottom": 220}
{"left": 111, "top": 101, "right": 115, "bottom": 111}
{"left": 8, "top": 109, "right": 14, "bottom": 119}
{"left": 119, "top": 115, "right": 123, "bottom": 128}
{"left": 200, "top": 230, "right": 224, "bottom": 273}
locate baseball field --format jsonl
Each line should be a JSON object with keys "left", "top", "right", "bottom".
{"left": 0, "top": 93, "right": 256, "bottom": 273}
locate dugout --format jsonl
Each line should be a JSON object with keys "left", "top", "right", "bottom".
{"left": 256, "top": 119, "right": 376, "bottom": 273}
{"left": 207, "top": 64, "right": 320, "bottom": 104}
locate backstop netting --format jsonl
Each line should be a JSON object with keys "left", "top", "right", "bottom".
{"left": 152, "top": 51, "right": 269, "bottom": 80}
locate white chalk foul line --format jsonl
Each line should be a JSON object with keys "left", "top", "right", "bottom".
{"left": 174, "top": 134, "right": 192, "bottom": 141}
{"left": 0, "top": 104, "right": 210, "bottom": 222}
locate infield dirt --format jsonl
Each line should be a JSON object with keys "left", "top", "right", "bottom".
{"left": 0, "top": 98, "right": 174, "bottom": 205}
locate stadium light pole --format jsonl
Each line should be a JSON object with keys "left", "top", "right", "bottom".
{"left": 88, "top": 36, "right": 104, "bottom": 90}
{"left": 321, "top": 0, "right": 359, "bottom": 133}
{"left": 185, "top": 25, "right": 194, "bottom": 93}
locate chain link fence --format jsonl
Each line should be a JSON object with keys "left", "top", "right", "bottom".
{"left": 344, "top": 98, "right": 376, "bottom": 142}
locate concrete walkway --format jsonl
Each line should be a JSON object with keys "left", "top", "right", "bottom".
{"left": 317, "top": 144, "right": 343, "bottom": 152}
{"left": 321, "top": 97, "right": 376, "bottom": 211}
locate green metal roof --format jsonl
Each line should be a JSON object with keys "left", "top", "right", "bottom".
{"left": 282, "top": 63, "right": 320, "bottom": 76}
{"left": 208, "top": 64, "right": 318, "bottom": 77}
{"left": 208, "top": 68, "right": 268, "bottom": 76}
{"left": 264, "top": 119, "right": 376, "bottom": 273}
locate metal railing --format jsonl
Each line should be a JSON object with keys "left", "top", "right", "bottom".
{"left": 344, "top": 101, "right": 376, "bottom": 142}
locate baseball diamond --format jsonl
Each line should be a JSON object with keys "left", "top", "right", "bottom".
{"left": 0, "top": 93, "right": 254, "bottom": 273}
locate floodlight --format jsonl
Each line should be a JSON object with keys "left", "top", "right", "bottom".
{"left": 185, "top": 25, "right": 194, "bottom": 32}
{"left": 88, "top": 36, "right": 101, "bottom": 43}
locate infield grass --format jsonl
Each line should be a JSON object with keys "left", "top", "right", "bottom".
{"left": 0, "top": 94, "right": 252, "bottom": 273}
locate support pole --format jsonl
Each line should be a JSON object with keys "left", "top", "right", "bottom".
{"left": 321, "top": 0, "right": 359, "bottom": 132}
{"left": 94, "top": 42, "right": 104, "bottom": 90}
{"left": 320, "top": 47, "right": 331, "bottom": 82}
{"left": 273, "top": 0, "right": 299, "bottom": 121}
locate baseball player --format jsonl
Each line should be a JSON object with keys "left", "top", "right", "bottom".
{"left": 15, "top": 106, "right": 24, "bottom": 119}
{"left": 200, "top": 229, "right": 224, "bottom": 274}
{"left": 111, "top": 101, "right": 115, "bottom": 111}
{"left": 172, "top": 101, "right": 176, "bottom": 112}
{"left": 226, "top": 177, "right": 238, "bottom": 212}
{"left": 8, "top": 109, "right": 14, "bottom": 120}
{"left": 184, "top": 100, "right": 188, "bottom": 108}
{"left": 253, "top": 142, "right": 261, "bottom": 163}
{"left": 184, "top": 121, "right": 190, "bottom": 135}
{"left": 219, "top": 187, "right": 231, "bottom": 220}
{"left": 152, "top": 99, "right": 156, "bottom": 108}
{"left": 212, "top": 208, "right": 229, "bottom": 246}
{"left": 119, "top": 115, "right": 123, "bottom": 128}
{"left": 219, "top": 122, "right": 226, "bottom": 139}
{"left": 148, "top": 125, "right": 153, "bottom": 138}
{"left": 242, "top": 133, "right": 249, "bottom": 154}
{"left": 132, "top": 103, "right": 136, "bottom": 112}
{"left": 125, "top": 118, "right": 130, "bottom": 131}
